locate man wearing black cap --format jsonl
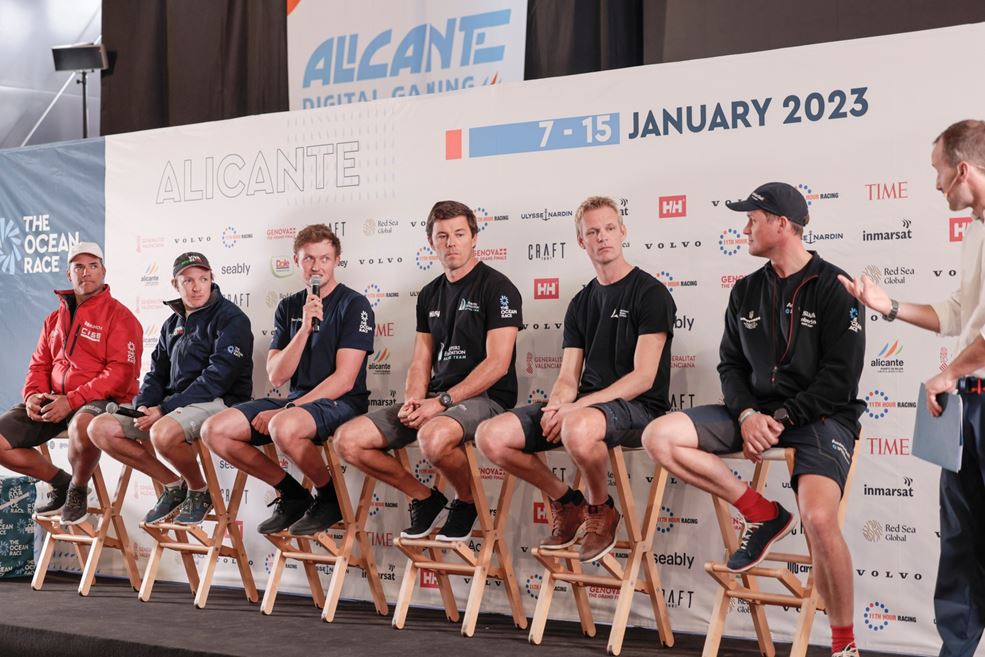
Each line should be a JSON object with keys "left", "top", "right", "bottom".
{"left": 83, "top": 252, "right": 253, "bottom": 525}
{"left": 642, "top": 182, "right": 866, "bottom": 657}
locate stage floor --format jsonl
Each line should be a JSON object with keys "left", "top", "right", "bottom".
{"left": 0, "top": 574, "right": 902, "bottom": 657}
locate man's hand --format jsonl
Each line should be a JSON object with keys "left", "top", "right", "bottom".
{"left": 251, "top": 409, "right": 282, "bottom": 435}
{"left": 740, "top": 412, "right": 783, "bottom": 463}
{"left": 837, "top": 273, "right": 892, "bottom": 315}
{"left": 25, "top": 393, "right": 48, "bottom": 421}
{"left": 133, "top": 406, "right": 164, "bottom": 432}
{"left": 397, "top": 398, "right": 422, "bottom": 426}
{"left": 925, "top": 371, "right": 958, "bottom": 417}
{"left": 300, "top": 293, "right": 323, "bottom": 334}
{"left": 40, "top": 395, "right": 72, "bottom": 423}
{"left": 541, "top": 402, "right": 578, "bottom": 443}
{"left": 404, "top": 397, "right": 443, "bottom": 430}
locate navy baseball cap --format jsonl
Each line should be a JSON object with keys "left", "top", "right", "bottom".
{"left": 172, "top": 252, "right": 212, "bottom": 277}
{"left": 726, "top": 182, "right": 809, "bottom": 226}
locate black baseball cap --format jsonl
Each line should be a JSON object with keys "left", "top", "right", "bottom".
{"left": 172, "top": 252, "right": 212, "bottom": 277}
{"left": 725, "top": 182, "right": 809, "bottom": 226}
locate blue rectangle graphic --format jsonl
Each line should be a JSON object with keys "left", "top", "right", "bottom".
{"left": 468, "top": 113, "right": 620, "bottom": 158}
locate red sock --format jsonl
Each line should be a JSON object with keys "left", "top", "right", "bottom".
{"left": 734, "top": 486, "right": 777, "bottom": 522}
{"left": 831, "top": 624, "right": 855, "bottom": 653}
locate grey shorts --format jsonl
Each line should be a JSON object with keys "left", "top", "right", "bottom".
{"left": 113, "top": 398, "right": 229, "bottom": 443}
{"left": 366, "top": 395, "right": 505, "bottom": 450}
{"left": 511, "top": 398, "right": 655, "bottom": 454}
{"left": 681, "top": 404, "right": 857, "bottom": 493}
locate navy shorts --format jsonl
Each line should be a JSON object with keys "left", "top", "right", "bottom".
{"left": 233, "top": 397, "right": 358, "bottom": 446}
{"left": 681, "top": 404, "right": 857, "bottom": 493}
{"left": 512, "top": 398, "right": 654, "bottom": 454}
{"left": 0, "top": 400, "right": 112, "bottom": 449}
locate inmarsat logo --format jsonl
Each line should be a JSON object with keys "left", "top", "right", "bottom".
{"left": 0, "top": 218, "right": 24, "bottom": 274}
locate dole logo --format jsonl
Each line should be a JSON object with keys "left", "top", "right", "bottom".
{"left": 534, "top": 278, "right": 559, "bottom": 300}
{"left": 658, "top": 195, "right": 687, "bottom": 218}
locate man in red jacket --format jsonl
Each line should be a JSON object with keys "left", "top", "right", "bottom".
{"left": 0, "top": 242, "right": 142, "bottom": 524}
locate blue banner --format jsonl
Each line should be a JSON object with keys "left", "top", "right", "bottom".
{"left": 0, "top": 139, "right": 105, "bottom": 408}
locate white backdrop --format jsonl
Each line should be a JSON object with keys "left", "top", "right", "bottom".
{"left": 42, "top": 22, "right": 984, "bottom": 655}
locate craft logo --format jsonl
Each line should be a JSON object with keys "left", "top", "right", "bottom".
{"left": 416, "top": 245, "right": 438, "bottom": 271}
{"left": 665, "top": 589, "right": 695, "bottom": 609}
{"left": 363, "top": 218, "right": 399, "bottom": 236}
{"left": 368, "top": 347, "right": 392, "bottom": 375}
{"left": 864, "top": 389, "right": 916, "bottom": 419}
{"left": 719, "top": 227, "right": 746, "bottom": 255}
{"left": 863, "top": 264, "right": 913, "bottom": 286}
{"left": 862, "top": 476, "right": 914, "bottom": 498}
{"left": 872, "top": 340, "right": 904, "bottom": 373}
{"left": 658, "top": 195, "right": 687, "bottom": 218}
{"left": 474, "top": 206, "right": 509, "bottom": 231}
{"left": 270, "top": 256, "right": 293, "bottom": 277}
{"left": 866, "top": 436, "right": 910, "bottom": 456}
{"left": 140, "top": 262, "right": 160, "bottom": 286}
{"left": 669, "top": 392, "right": 696, "bottom": 411}
{"left": 413, "top": 459, "right": 436, "bottom": 486}
{"left": 136, "top": 234, "right": 166, "bottom": 252}
{"left": 527, "top": 388, "right": 548, "bottom": 404}
{"left": 950, "top": 216, "right": 973, "bottom": 242}
{"left": 720, "top": 274, "right": 744, "bottom": 288}
{"left": 266, "top": 226, "right": 296, "bottom": 241}
{"left": 863, "top": 519, "right": 915, "bottom": 543}
{"left": 520, "top": 207, "right": 574, "bottom": 222}
{"left": 525, "top": 352, "right": 563, "bottom": 374}
{"left": 533, "top": 278, "right": 559, "bottom": 300}
{"left": 671, "top": 354, "right": 696, "bottom": 369}
{"left": 797, "top": 183, "right": 839, "bottom": 205}
{"left": 365, "top": 283, "right": 399, "bottom": 308}
{"left": 862, "top": 218, "right": 913, "bottom": 242}
{"left": 803, "top": 229, "right": 844, "bottom": 245}
{"left": 223, "top": 292, "right": 251, "bottom": 308}
{"left": 476, "top": 247, "right": 507, "bottom": 261}
{"left": 528, "top": 242, "right": 567, "bottom": 261}
{"left": 655, "top": 505, "right": 698, "bottom": 534}
{"left": 863, "top": 601, "right": 917, "bottom": 631}
{"left": 865, "top": 181, "right": 908, "bottom": 201}
{"left": 368, "top": 492, "right": 398, "bottom": 518}
{"left": 655, "top": 270, "right": 698, "bottom": 292}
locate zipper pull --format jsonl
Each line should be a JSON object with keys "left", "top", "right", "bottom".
{"left": 771, "top": 365, "right": 778, "bottom": 385}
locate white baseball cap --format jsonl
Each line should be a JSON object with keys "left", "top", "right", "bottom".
{"left": 67, "top": 241, "right": 104, "bottom": 263}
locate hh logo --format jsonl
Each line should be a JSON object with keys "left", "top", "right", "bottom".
{"left": 420, "top": 568, "right": 439, "bottom": 589}
{"left": 950, "top": 216, "right": 972, "bottom": 242}
{"left": 659, "top": 195, "right": 687, "bottom": 218}
{"left": 534, "top": 278, "right": 559, "bottom": 300}
{"left": 533, "top": 501, "right": 547, "bottom": 524}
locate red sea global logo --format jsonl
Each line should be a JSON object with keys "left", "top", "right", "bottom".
{"left": 950, "top": 216, "right": 972, "bottom": 242}
{"left": 415, "top": 246, "right": 438, "bottom": 271}
{"left": 719, "top": 228, "right": 746, "bottom": 256}
{"left": 534, "top": 278, "right": 559, "bottom": 300}
{"left": 658, "top": 195, "right": 687, "bottom": 218}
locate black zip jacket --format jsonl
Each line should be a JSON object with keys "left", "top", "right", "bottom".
{"left": 718, "top": 252, "right": 866, "bottom": 435}
{"left": 134, "top": 284, "right": 254, "bottom": 413}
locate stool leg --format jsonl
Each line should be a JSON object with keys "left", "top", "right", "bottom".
{"left": 138, "top": 540, "right": 165, "bottom": 602}
{"left": 391, "top": 555, "right": 418, "bottom": 629}
{"left": 31, "top": 527, "right": 56, "bottom": 591}
{"left": 528, "top": 564, "right": 557, "bottom": 645}
{"left": 701, "top": 584, "right": 731, "bottom": 657}
{"left": 261, "top": 545, "right": 288, "bottom": 615}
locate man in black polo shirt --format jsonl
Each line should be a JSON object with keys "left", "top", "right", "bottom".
{"left": 641, "top": 182, "right": 865, "bottom": 657}
{"left": 476, "top": 195, "right": 675, "bottom": 562}
{"left": 335, "top": 200, "right": 523, "bottom": 542}
{"left": 202, "top": 224, "right": 374, "bottom": 536}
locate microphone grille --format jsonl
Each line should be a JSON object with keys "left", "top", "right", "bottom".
{"left": 105, "top": 402, "right": 120, "bottom": 414}
{"left": 310, "top": 275, "right": 321, "bottom": 287}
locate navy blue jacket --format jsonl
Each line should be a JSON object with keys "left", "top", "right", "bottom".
{"left": 134, "top": 285, "right": 253, "bottom": 413}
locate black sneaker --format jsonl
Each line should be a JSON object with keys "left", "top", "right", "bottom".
{"left": 400, "top": 488, "right": 448, "bottom": 539}
{"left": 59, "top": 485, "right": 90, "bottom": 526}
{"left": 35, "top": 483, "right": 69, "bottom": 517}
{"left": 144, "top": 482, "right": 188, "bottom": 524}
{"left": 174, "top": 489, "right": 212, "bottom": 525}
{"left": 727, "top": 503, "right": 795, "bottom": 572}
{"left": 288, "top": 494, "right": 343, "bottom": 535}
{"left": 436, "top": 499, "right": 478, "bottom": 542}
{"left": 257, "top": 493, "right": 312, "bottom": 535}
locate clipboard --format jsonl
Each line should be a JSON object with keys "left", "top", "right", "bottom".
{"left": 912, "top": 383, "right": 963, "bottom": 473}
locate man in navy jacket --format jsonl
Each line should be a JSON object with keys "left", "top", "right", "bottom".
{"left": 85, "top": 252, "right": 253, "bottom": 525}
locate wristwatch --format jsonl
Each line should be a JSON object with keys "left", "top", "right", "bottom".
{"left": 773, "top": 407, "right": 795, "bottom": 428}
{"left": 438, "top": 392, "right": 454, "bottom": 409}
{"left": 285, "top": 401, "right": 296, "bottom": 408}
{"left": 881, "top": 299, "right": 899, "bottom": 322}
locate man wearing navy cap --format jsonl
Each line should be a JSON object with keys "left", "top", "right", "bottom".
{"left": 642, "top": 182, "right": 866, "bottom": 657}
{"left": 84, "top": 251, "right": 253, "bottom": 526}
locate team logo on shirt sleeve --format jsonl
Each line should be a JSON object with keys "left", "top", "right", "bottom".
{"left": 848, "top": 307, "right": 863, "bottom": 333}
{"left": 358, "top": 310, "right": 372, "bottom": 334}
{"left": 499, "top": 294, "right": 518, "bottom": 319}
{"left": 740, "top": 310, "right": 761, "bottom": 329}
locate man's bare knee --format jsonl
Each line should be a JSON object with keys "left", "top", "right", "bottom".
{"left": 475, "top": 415, "right": 518, "bottom": 463}
{"left": 418, "top": 419, "right": 461, "bottom": 463}
{"left": 641, "top": 413, "right": 696, "bottom": 466}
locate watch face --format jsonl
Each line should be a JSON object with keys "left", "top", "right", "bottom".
{"left": 440, "top": 393, "right": 453, "bottom": 408}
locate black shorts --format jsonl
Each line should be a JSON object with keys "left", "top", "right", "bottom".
{"left": 0, "top": 401, "right": 112, "bottom": 449}
{"left": 513, "top": 398, "right": 654, "bottom": 454}
{"left": 233, "top": 397, "right": 359, "bottom": 446}
{"left": 366, "top": 395, "right": 504, "bottom": 450}
{"left": 681, "top": 404, "right": 857, "bottom": 493}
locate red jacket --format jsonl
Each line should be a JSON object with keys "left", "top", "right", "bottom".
{"left": 23, "top": 285, "right": 143, "bottom": 410}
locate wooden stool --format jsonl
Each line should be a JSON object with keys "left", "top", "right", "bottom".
{"left": 259, "top": 441, "right": 388, "bottom": 620}
{"left": 391, "top": 442, "right": 527, "bottom": 637}
{"left": 528, "top": 446, "right": 675, "bottom": 656}
{"left": 702, "top": 446, "right": 859, "bottom": 657}
{"left": 137, "top": 439, "right": 257, "bottom": 608}
{"left": 32, "top": 438, "right": 142, "bottom": 596}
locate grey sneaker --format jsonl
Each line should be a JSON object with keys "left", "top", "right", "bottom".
{"left": 59, "top": 484, "right": 90, "bottom": 525}
{"left": 143, "top": 482, "right": 188, "bottom": 524}
{"left": 174, "top": 489, "right": 212, "bottom": 526}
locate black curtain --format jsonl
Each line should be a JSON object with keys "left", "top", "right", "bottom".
{"left": 101, "top": 0, "right": 287, "bottom": 135}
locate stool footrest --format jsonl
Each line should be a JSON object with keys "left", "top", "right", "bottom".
{"left": 280, "top": 551, "right": 342, "bottom": 564}
{"left": 552, "top": 572, "right": 641, "bottom": 589}
{"left": 42, "top": 533, "right": 95, "bottom": 545}
{"left": 160, "top": 542, "right": 210, "bottom": 553}
{"left": 396, "top": 538, "right": 464, "bottom": 550}
{"left": 411, "top": 561, "right": 476, "bottom": 575}
{"left": 531, "top": 547, "right": 579, "bottom": 559}
{"left": 726, "top": 589, "right": 809, "bottom": 607}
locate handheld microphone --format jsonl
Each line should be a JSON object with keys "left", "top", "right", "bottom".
{"left": 310, "top": 274, "right": 321, "bottom": 333}
{"left": 106, "top": 402, "right": 145, "bottom": 418}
